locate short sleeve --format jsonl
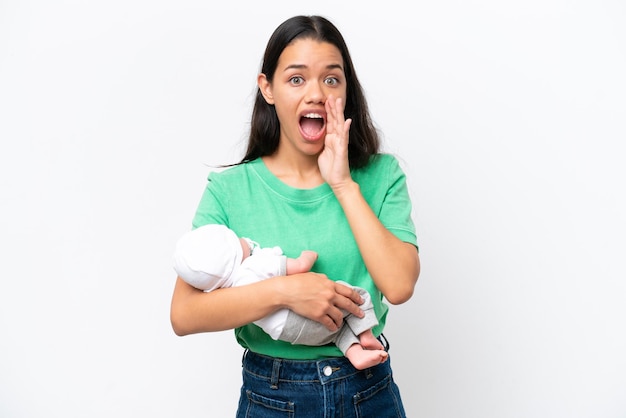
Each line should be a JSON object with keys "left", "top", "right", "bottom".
{"left": 191, "top": 171, "right": 230, "bottom": 229}
{"left": 363, "top": 155, "right": 418, "bottom": 249}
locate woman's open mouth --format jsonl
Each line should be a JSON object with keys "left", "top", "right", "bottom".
{"left": 299, "top": 113, "right": 326, "bottom": 141}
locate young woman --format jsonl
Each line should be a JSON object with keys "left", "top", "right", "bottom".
{"left": 170, "top": 15, "right": 420, "bottom": 417}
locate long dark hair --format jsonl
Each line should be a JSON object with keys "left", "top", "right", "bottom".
{"left": 240, "top": 15, "right": 380, "bottom": 169}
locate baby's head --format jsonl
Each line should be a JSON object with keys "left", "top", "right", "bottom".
{"left": 174, "top": 224, "right": 244, "bottom": 283}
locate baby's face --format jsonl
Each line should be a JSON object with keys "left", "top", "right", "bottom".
{"left": 239, "top": 238, "right": 251, "bottom": 261}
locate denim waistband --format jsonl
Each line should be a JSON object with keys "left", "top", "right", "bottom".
{"left": 241, "top": 348, "right": 392, "bottom": 387}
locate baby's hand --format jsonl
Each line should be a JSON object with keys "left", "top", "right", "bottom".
{"left": 285, "top": 250, "right": 318, "bottom": 275}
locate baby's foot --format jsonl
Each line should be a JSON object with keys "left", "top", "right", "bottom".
{"left": 345, "top": 344, "right": 389, "bottom": 370}
{"left": 359, "top": 331, "right": 385, "bottom": 351}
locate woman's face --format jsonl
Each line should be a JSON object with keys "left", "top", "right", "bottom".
{"left": 258, "top": 38, "right": 347, "bottom": 159}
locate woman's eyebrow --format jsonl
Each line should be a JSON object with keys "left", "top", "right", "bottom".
{"left": 283, "top": 63, "right": 344, "bottom": 71}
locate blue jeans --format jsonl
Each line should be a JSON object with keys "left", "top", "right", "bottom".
{"left": 235, "top": 348, "right": 407, "bottom": 417}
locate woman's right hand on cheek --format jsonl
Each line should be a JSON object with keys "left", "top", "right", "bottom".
{"left": 278, "top": 272, "right": 365, "bottom": 332}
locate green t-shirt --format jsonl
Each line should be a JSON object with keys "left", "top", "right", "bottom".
{"left": 192, "top": 153, "right": 417, "bottom": 359}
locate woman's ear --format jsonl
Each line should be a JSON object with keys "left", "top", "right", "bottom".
{"left": 257, "top": 74, "right": 274, "bottom": 105}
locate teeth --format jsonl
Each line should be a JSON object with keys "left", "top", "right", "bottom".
{"left": 303, "top": 113, "right": 323, "bottom": 119}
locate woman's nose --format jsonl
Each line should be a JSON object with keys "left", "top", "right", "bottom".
{"left": 305, "top": 81, "right": 325, "bottom": 104}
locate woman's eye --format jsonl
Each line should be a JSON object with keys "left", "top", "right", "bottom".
{"left": 290, "top": 76, "right": 304, "bottom": 85}
{"left": 325, "top": 77, "right": 338, "bottom": 86}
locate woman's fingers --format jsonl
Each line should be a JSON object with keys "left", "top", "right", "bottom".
{"left": 325, "top": 96, "right": 349, "bottom": 142}
{"left": 285, "top": 272, "right": 365, "bottom": 331}
{"left": 325, "top": 310, "right": 342, "bottom": 331}
{"left": 333, "top": 282, "right": 365, "bottom": 318}
{"left": 323, "top": 291, "right": 364, "bottom": 331}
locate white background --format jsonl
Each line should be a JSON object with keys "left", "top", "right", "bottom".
{"left": 1, "top": 1, "right": 625, "bottom": 417}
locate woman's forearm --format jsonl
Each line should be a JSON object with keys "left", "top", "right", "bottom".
{"left": 171, "top": 270, "right": 367, "bottom": 336}
{"left": 170, "top": 276, "right": 283, "bottom": 336}
{"left": 332, "top": 181, "right": 420, "bottom": 305}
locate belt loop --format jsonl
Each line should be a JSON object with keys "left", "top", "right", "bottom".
{"left": 270, "top": 358, "right": 281, "bottom": 390}
{"left": 241, "top": 349, "right": 249, "bottom": 366}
